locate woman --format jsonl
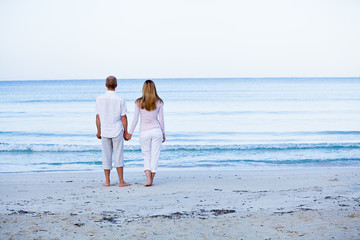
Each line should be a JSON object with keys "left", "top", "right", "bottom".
{"left": 127, "top": 80, "right": 165, "bottom": 186}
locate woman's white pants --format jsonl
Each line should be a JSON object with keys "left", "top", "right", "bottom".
{"left": 140, "top": 128, "right": 163, "bottom": 173}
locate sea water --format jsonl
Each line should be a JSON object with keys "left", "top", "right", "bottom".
{"left": 0, "top": 78, "right": 359, "bottom": 173}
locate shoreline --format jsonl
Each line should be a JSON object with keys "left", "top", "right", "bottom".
{"left": 1, "top": 167, "right": 359, "bottom": 239}
{"left": 2, "top": 164, "right": 360, "bottom": 175}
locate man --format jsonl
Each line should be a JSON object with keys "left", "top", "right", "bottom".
{"left": 96, "top": 76, "right": 130, "bottom": 187}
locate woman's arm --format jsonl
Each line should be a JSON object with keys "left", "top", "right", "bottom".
{"left": 129, "top": 103, "right": 140, "bottom": 135}
{"left": 158, "top": 102, "right": 165, "bottom": 142}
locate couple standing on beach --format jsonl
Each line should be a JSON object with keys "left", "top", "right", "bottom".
{"left": 95, "top": 76, "right": 165, "bottom": 187}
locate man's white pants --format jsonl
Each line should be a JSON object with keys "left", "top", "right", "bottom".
{"left": 101, "top": 132, "right": 124, "bottom": 170}
{"left": 140, "top": 128, "right": 163, "bottom": 173}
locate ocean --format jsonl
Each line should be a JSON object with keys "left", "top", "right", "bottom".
{"left": 0, "top": 78, "right": 359, "bottom": 173}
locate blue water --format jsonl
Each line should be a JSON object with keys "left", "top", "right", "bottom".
{"left": 0, "top": 78, "right": 359, "bottom": 173}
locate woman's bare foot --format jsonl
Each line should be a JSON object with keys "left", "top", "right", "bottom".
{"left": 145, "top": 177, "right": 153, "bottom": 186}
{"left": 144, "top": 170, "right": 153, "bottom": 187}
{"left": 145, "top": 172, "right": 155, "bottom": 187}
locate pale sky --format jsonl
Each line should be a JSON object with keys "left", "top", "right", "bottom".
{"left": 0, "top": 0, "right": 359, "bottom": 80}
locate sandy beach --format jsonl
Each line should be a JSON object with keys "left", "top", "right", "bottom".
{"left": 0, "top": 167, "right": 359, "bottom": 239}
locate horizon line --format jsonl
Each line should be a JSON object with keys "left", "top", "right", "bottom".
{"left": 0, "top": 76, "right": 360, "bottom": 82}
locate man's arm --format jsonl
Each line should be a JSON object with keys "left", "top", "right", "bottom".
{"left": 121, "top": 115, "right": 128, "bottom": 139}
{"left": 96, "top": 114, "right": 101, "bottom": 139}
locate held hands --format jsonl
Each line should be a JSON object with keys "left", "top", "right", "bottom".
{"left": 124, "top": 133, "right": 132, "bottom": 141}
{"left": 96, "top": 132, "right": 101, "bottom": 139}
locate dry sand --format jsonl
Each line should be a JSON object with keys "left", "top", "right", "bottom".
{"left": 0, "top": 167, "right": 359, "bottom": 239}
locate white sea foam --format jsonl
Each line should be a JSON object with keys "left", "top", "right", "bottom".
{"left": 1, "top": 142, "right": 359, "bottom": 153}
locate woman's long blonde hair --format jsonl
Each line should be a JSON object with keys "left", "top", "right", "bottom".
{"left": 136, "top": 80, "right": 163, "bottom": 111}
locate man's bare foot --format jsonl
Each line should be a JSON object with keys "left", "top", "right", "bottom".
{"left": 119, "top": 182, "right": 131, "bottom": 187}
{"left": 103, "top": 183, "right": 110, "bottom": 187}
